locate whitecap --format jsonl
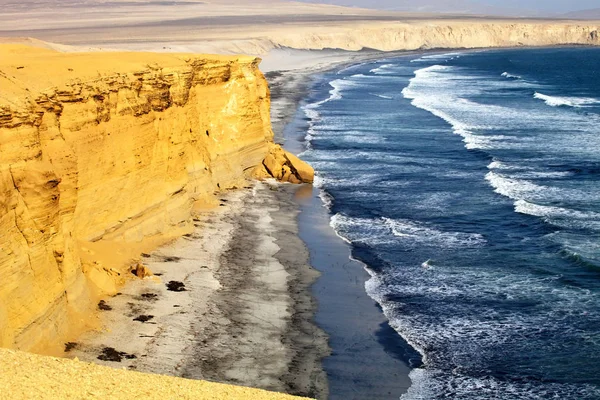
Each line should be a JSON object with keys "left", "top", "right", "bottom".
{"left": 382, "top": 217, "right": 486, "bottom": 248}
{"left": 487, "top": 160, "right": 526, "bottom": 171}
{"left": 369, "top": 63, "right": 394, "bottom": 74}
{"left": 514, "top": 199, "right": 600, "bottom": 220}
{"left": 484, "top": 171, "right": 552, "bottom": 201}
{"left": 410, "top": 52, "right": 464, "bottom": 63}
{"left": 501, "top": 72, "right": 522, "bottom": 79}
{"left": 370, "top": 93, "right": 393, "bottom": 99}
{"left": 534, "top": 92, "right": 600, "bottom": 108}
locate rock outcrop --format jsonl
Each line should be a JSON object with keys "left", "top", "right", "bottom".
{"left": 0, "top": 45, "right": 302, "bottom": 353}
{"left": 254, "top": 144, "right": 314, "bottom": 184}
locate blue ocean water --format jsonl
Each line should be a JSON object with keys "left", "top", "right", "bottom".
{"left": 299, "top": 48, "right": 600, "bottom": 399}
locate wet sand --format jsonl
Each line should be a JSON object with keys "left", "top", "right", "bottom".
{"left": 294, "top": 186, "right": 418, "bottom": 399}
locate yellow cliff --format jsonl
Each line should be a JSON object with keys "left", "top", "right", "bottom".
{"left": 0, "top": 44, "right": 310, "bottom": 353}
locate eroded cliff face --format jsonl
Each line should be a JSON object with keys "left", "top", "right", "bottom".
{"left": 270, "top": 21, "right": 600, "bottom": 52}
{"left": 0, "top": 45, "right": 279, "bottom": 352}
{"left": 133, "top": 20, "right": 599, "bottom": 56}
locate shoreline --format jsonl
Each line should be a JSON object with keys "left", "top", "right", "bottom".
{"left": 279, "top": 60, "right": 421, "bottom": 398}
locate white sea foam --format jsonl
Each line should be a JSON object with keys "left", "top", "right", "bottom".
{"left": 370, "top": 63, "right": 394, "bottom": 74}
{"left": 303, "top": 78, "right": 359, "bottom": 111}
{"left": 382, "top": 217, "right": 486, "bottom": 248}
{"left": 312, "top": 172, "right": 386, "bottom": 190}
{"left": 318, "top": 190, "right": 333, "bottom": 210}
{"left": 401, "top": 90, "right": 508, "bottom": 149}
{"left": 400, "top": 368, "right": 600, "bottom": 400}
{"left": 329, "top": 213, "right": 392, "bottom": 245}
{"left": 501, "top": 72, "right": 522, "bottom": 79}
{"left": 515, "top": 200, "right": 600, "bottom": 221}
{"left": 402, "top": 64, "right": 600, "bottom": 157}
{"left": 349, "top": 73, "right": 373, "bottom": 79}
{"left": 335, "top": 61, "right": 372, "bottom": 75}
{"left": 487, "top": 160, "right": 569, "bottom": 179}
{"left": 410, "top": 52, "right": 464, "bottom": 63}
{"left": 370, "top": 93, "right": 393, "bottom": 99}
{"left": 327, "top": 79, "right": 346, "bottom": 101}
{"left": 312, "top": 174, "right": 327, "bottom": 189}
{"left": 534, "top": 92, "right": 600, "bottom": 108}
{"left": 511, "top": 170, "right": 572, "bottom": 179}
{"left": 302, "top": 107, "right": 320, "bottom": 121}
{"left": 328, "top": 214, "right": 486, "bottom": 249}
{"left": 485, "top": 171, "right": 550, "bottom": 200}
{"left": 487, "top": 160, "right": 526, "bottom": 170}
{"left": 401, "top": 65, "right": 518, "bottom": 150}
{"left": 328, "top": 215, "right": 353, "bottom": 244}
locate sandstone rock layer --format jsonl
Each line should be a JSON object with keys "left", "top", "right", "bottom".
{"left": 0, "top": 45, "right": 276, "bottom": 352}
{"left": 255, "top": 144, "right": 315, "bottom": 184}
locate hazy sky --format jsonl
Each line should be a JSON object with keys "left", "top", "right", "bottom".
{"left": 298, "top": 0, "right": 600, "bottom": 15}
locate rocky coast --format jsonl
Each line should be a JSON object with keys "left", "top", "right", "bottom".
{"left": 1, "top": 0, "right": 600, "bottom": 399}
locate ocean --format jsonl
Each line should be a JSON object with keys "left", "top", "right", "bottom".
{"left": 295, "top": 48, "right": 600, "bottom": 399}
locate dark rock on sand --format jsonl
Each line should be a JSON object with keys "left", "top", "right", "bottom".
{"left": 166, "top": 281, "right": 187, "bottom": 292}
{"left": 133, "top": 315, "right": 155, "bottom": 323}
{"left": 97, "top": 347, "right": 137, "bottom": 362}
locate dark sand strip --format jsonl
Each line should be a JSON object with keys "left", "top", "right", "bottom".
{"left": 294, "top": 185, "right": 417, "bottom": 400}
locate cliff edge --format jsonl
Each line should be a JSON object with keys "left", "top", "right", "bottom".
{"left": 0, "top": 44, "right": 310, "bottom": 353}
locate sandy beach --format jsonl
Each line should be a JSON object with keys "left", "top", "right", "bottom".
{"left": 68, "top": 180, "right": 331, "bottom": 398}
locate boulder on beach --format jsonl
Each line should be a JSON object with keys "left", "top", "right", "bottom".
{"left": 255, "top": 144, "right": 314, "bottom": 184}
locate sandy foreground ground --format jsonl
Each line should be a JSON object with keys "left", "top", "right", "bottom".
{"left": 0, "top": 346, "right": 308, "bottom": 400}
